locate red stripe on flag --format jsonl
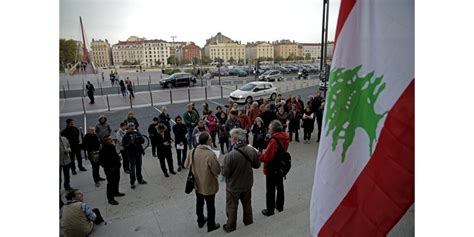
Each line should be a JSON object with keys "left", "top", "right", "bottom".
{"left": 318, "top": 80, "right": 414, "bottom": 237}
{"left": 334, "top": 0, "right": 357, "bottom": 44}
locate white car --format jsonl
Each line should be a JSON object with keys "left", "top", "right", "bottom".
{"left": 229, "top": 82, "right": 278, "bottom": 104}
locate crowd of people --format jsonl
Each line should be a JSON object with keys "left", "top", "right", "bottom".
{"left": 59, "top": 92, "right": 325, "bottom": 235}
{"left": 84, "top": 72, "right": 137, "bottom": 105}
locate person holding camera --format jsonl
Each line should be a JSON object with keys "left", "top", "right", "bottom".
{"left": 122, "top": 123, "right": 147, "bottom": 189}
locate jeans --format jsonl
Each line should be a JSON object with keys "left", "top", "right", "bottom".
{"left": 196, "top": 192, "right": 216, "bottom": 230}
{"left": 175, "top": 142, "right": 188, "bottom": 167}
{"left": 265, "top": 174, "right": 284, "bottom": 213}
{"left": 104, "top": 168, "right": 120, "bottom": 201}
{"left": 226, "top": 190, "right": 253, "bottom": 229}
{"left": 120, "top": 150, "right": 129, "bottom": 172}
{"left": 129, "top": 155, "right": 143, "bottom": 185}
{"left": 60, "top": 164, "right": 71, "bottom": 189}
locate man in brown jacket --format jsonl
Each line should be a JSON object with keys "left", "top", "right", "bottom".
{"left": 185, "top": 132, "right": 221, "bottom": 233}
{"left": 222, "top": 128, "right": 261, "bottom": 232}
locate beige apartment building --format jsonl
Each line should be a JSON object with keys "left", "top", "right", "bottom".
{"left": 274, "top": 40, "right": 302, "bottom": 59}
{"left": 91, "top": 39, "right": 112, "bottom": 67}
{"left": 204, "top": 33, "right": 245, "bottom": 64}
{"left": 246, "top": 42, "right": 274, "bottom": 63}
{"left": 143, "top": 39, "right": 172, "bottom": 67}
{"left": 111, "top": 36, "right": 145, "bottom": 66}
{"left": 301, "top": 43, "right": 321, "bottom": 60}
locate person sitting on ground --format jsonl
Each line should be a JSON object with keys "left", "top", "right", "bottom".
{"left": 61, "top": 189, "right": 104, "bottom": 237}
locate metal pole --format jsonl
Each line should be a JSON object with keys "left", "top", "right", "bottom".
{"left": 100, "top": 83, "right": 103, "bottom": 96}
{"left": 150, "top": 91, "right": 154, "bottom": 106}
{"left": 169, "top": 89, "right": 173, "bottom": 104}
{"left": 220, "top": 86, "right": 223, "bottom": 98}
{"left": 218, "top": 66, "right": 221, "bottom": 86}
{"left": 62, "top": 86, "right": 67, "bottom": 99}
{"left": 205, "top": 87, "right": 208, "bottom": 101}
{"left": 136, "top": 76, "right": 139, "bottom": 86}
{"left": 81, "top": 97, "right": 86, "bottom": 115}
{"left": 188, "top": 88, "right": 191, "bottom": 103}
{"left": 149, "top": 75, "right": 151, "bottom": 86}
{"left": 67, "top": 80, "right": 70, "bottom": 91}
{"left": 320, "top": 0, "right": 327, "bottom": 74}
{"left": 106, "top": 95, "right": 110, "bottom": 111}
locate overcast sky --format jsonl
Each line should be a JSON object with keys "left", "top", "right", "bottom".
{"left": 60, "top": 0, "right": 341, "bottom": 47}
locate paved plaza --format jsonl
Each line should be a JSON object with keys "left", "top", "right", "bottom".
{"left": 59, "top": 85, "right": 413, "bottom": 237}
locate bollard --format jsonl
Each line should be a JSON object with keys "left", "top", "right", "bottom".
{"left": 148, "top": 81, "right": 151, "bottom": 92}
{"left": 106, "top": 95, "right": 110, "bottom": 111}
{"left": 220, "top": 86, "right": 223, "bottom": 99}
{"left": 150, "top": 91, "right": 154, "bottom": 107}
{"left": 81, "top": 97, "right": 86, "bottom": 115}
{"left": 96, "top": 78, "right": 100, "bottom": 88}
{"left": 169, "top": 89, "right": 173, "bottom": 104}
{"left": 82, "top": 79, "right": 85, "bottom": 97}
{"left": 67, "top": 80, "right": 70, "bottom": 91}
{"left": 129, "top": 95, "right": 133, "bottom": 109}
{"left": 188, "top": 88, "right": 191, "bottom": 103}
{"left": 235, "top": 84, "right": 238, "bottom": 90}
{"left": 205, "top": 87, "right": 208, "bottom": 101}
{"left": 100, "top": 83, "right": 104, "bottom": 96}
{"left": 62, "top": 86, "right": 67, "bottom": 99}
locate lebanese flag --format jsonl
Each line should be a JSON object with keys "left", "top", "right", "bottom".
{"left": 310, "top": 0, "right": 414, "bottom": 236}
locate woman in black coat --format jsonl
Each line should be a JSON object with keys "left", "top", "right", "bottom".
{"left": 172, "top": 116, "right": 188, "bottom": 171}
{"left": 82, "top": 127, "right": 105, "bottom": 186}
{"left": 156, "top": 123, "right": 175, "bottom": 177}
{"left": 302, "top": 106, "right": 315, "bottom": 143}
{"left": 251, "top": 117, "right": 267, "bottom": 151}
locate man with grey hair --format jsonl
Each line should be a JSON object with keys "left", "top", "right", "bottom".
{"left": 221, "top": 128, "right": 261, "bottom": 232}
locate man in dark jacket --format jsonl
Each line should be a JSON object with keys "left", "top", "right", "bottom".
{"left": 258, "top": 120, "right": 290, "bottom": 216}
{"left": 122, "top": 123, "right": 147, "bottom": 189}
{"left": 99, "top": 135, "right": 125, "bottom": 205}
{"left": 61, "top": 119, "right": 87, "bottom": 174}
{"left": 86, "top": 81, "right": 95, "bottom": 104}
{"left": 222, "top": 128, "right": 260, "bottom": 233}
{"left": 148, "top": 117, "right": 160, "bottom": 157}
{"left": 172, "top": 116, "right": 188, "bottom": 171}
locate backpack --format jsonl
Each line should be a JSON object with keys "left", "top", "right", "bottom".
{"left": 267, "top": 137, "right": 291, "bottom": 178}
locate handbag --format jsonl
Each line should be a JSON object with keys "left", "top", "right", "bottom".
{"left": 185, "top": 148, "right": 197, "bottom": 194}
{"left": 89, "top": 151, "right": 100, "bottom": 163}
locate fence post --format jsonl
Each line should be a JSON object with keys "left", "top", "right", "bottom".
{"left": 235, "top": 84, "right": 238, "bottom": 90}
{"left": 188, "top": 88, "right": 191, "bottom": 103}
{"left": 132, "top": 82, "right": 136, "bottom": 93}
{"left": 62, "top": 86, "right": 67, "bottom": 99}
{"left": 82, "top": 79, "right": 85, "bottom": 97}
{"left": 136, "top": 76, "right": 139, "bottom": 86}
{"left": 129, "top": 95, "right": 133, "bottom": 109}
{"left": 220, "top": 86, "right": 223, "bottom": 99}
{"left": 67, "top": 80, "right": 70, "bottom": 91}
{"left": 150, "top": 91, "right": 154, "bottom": 107}
{"left": 205, "top": 87, "right": 208, "bottom": 101}
{"left": 106, "top": 95, "right": 110, "bottom": 111}
{"left": 96, "top": 78, "right": 100, "bottom": 88}
{"left": 100, "top": 83, "right": 104, "bottom": 96}
{"left": 81, "top": 97, "right": 86, "bottom": 115}
{"left": 169, "top": 89, "right": 173, "bottom": 104}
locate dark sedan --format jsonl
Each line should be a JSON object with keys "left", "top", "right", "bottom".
{"left": 159, "top": 73, "right": 196, "bottom": 88}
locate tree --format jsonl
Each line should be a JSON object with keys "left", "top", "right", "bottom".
{"left": 274, "top": 56, "right": 284, "bottom": 63}
{"left": 59, "top": 39, "right": 79, "bottom": 66}
{"left": 122, "top": 60, "right": 131, "bottom": 65}
{"left": 201, "top": 56, "right": 212, "bottom": 65}
{"left": 228, "top": 57, "right": 235, "bottom": 65}
{"left": 305, "top": 53, "right": 312, "bottom": 60}
{"left": 287, "top": 54, "right": 296, "bottom": 61}
{"left": 167, "top": 55, "right": 176, "bottom": 65}
{"left": 155, "top": 59, "right": 161, "bottom": 66}
{"left": 238, "top": 58, "right": 244, "bottom": 65}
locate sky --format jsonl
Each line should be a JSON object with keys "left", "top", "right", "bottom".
{"left": 60, "top": 0, "right": 341, "bottom": 48}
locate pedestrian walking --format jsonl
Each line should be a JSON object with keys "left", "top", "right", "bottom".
{"left": 82, "top": 127, "right": 106, "bottom": 187}
{"left": 173, "top": 116, "right": 188, "bottom": 171}
{"left": 119, "top": 80, "right": 127, "bottom": 96}
{"left": 258, "top": 120, "right": 290, "bottom": 216}
{"left": 61, "top": 119, "right": 87, "bottom": 174}
{"left": 184, "top": 132, "right": 221, "bottom": 233}
{"left": 221, "top": 128, "right": 260, "bottom": 232}
{"left": 99, "top": 135, "right": 125, "bottom": 205}
{"left": 126, "top": 78, "right": 135, "bottom": 98}
{"left": 86, "top": 81, "right": 95, "bottom": 104}
{"left": 122, "top": 123, "right": 147, "bottom": 189}
{"left": 156, "top": 124, "right": 175, "bottom": 177}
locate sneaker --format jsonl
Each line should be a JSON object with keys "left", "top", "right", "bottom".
{"left": 261, "top": 209, "right": 274, "bottom": 216}
{"left": 131, "top": 184, "right": 136, "bottom": 189}
{"left": 115, "top": 192, "right": 125, "bottom": 197}
{"left": 108, "top": 200, "right": 119, "bottom": 205}
{"left": 79, "top": 167, "right": 87, "bottom": 171}
{"left": 223, "top": 224, "right": 236, "bottom": 233}
{"left": 208, "top": 223, "right": 220, "bottom": 233}
{"left": 95, "top": 182, "right": 100, "bottom": 187}
{"left": 177, "top": 166, "right": 182, "bottom": 172}
{"left": 198, "top": 217, "right": 207, "bottom": 228}
{"left": 72, "top": 170, "right": 77, "bottom": 175}
{"left": 138, "top": 180, "right": 147, "bottom": 185}
{"left": 164, "top": 173, "right": 169, "bottom": 178}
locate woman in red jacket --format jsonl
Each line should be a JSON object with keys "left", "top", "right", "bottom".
{"left": 258, "top": 120, "right": 290, "bottom": 217}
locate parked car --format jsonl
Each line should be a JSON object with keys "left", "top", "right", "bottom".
{"left": 283, "top": 65, "right": 299, "bottom": 73}
{"left": 209, "top": 68, "right": 229, "bottom": 78}
{"left": 160, "top": 73, "right": 196, "bottom": 88}
{"left": 271, "top": 66, "right": 291, "bottom": 74}
{"left": 228, "top": 68, "right": 248, "bottom": 77}
{"left": 297, "top": 69, "right": 309, "bottom": 79}
{"left": 258, "top": 70, "right": 283, "bottom": 81}
{"left": 229, "top": 82, "right": 278, "bottom": 104}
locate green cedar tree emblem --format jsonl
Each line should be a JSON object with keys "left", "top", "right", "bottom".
{"left": 324, "top": 65, "right": 388, "bottom": 163}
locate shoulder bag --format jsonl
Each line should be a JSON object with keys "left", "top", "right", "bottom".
{"left": 185, "top": 148, "right": 197, "bottom": 194}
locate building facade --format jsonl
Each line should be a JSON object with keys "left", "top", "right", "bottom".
{"left": 300, "top": 43, "right": 321, "bottom": 60}
{"left": 111, "top": 36, "right": 145, "bottom": 66}
{"left": 143, "top": 39, "right": 171, "bottom": 67}
{"left": 245, "top": 42, "right": 274, "bottom": 63}
{"left": 176, "top": 42, "right": 201, "bottom": 64}
{"left": 203, "top": 33, "right": 245, "bottom": 64}
{"left": 273, "top": 40, "right": 301, "bottom": 60}
{"left": 91, "top": 39, "right": 112, "bottom": 67}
